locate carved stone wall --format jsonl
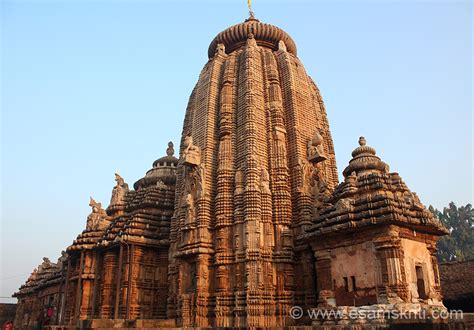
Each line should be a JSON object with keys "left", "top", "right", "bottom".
{"left": 12, "top": 16, "right": 456, "bottom": 330}
{"left": 168, "top": 18, "right": 338, "bottom": 328}
{"left": 303, "top": 138, "right": 447, "bottom": 320}
{"left": 13, "top": 255, "right": 66, "bottom": 328}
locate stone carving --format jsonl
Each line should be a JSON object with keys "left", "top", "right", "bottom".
{"left": 182, "top": 135, "right": 201, "bottom": 166}
{"left": 297, "top": 159, "right": 315, "bottom": 195}
{"left": 57, "top": 251, "right": 68, "bottom": 267}
{"left": 191, "top": 165, "right": 206, "bottom": 198}
{"left": 307, "top": 129, "right": 327, "bottom": 163}
{"left": 110, "top": 173, "right": 129, "bottom": 206}
{"left": 278, "top": 40, "right": 287, "bottom": 52}
{"left": 306, "top": 137, "right": 448, "bottom": 318}
{"left": 167, "top": 141, "right": 175, "bottom": 156}
{"left": 40, "top": 257, "right": 51, "bottom": 270}
{"left": 14, "top": 18, "right": 448, "bottom": 330}
{"left": 185, "top": 193, "right": 195, "bottom": 226}
{"left": 86, "top": 197, "right": 108, "bottom": 231}
{"left": 260, "top": 168, "right": 271, "bottom": 194}
{"left": 156, "top": 179, "right": 167, "bottom": 189}
{"left": 215, "top": 43, "right": 226, "bottom": 56}
{"left": 235, "top": 168, "right": 244, "bottom": 195}
{"left": 335, "top": 198, "right": 352, "bottom": 212}
{"left": 342, "top": 171, "right": 357, "bottom": 195}
{"left": 313, "top": 178, "right": 332, "bottom": 214}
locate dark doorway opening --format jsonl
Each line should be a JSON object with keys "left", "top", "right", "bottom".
{"left": 415, "top": 265, "right": 427, "bottom": 299}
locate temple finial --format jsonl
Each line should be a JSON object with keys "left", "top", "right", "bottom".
{"left": 248, "top": 0, "right": 255, "bottom": 19}
{"left": 359, "top": 136, "right": 366, "bottom": 146}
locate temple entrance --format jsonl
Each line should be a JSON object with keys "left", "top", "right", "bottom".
{"left": 415, "top": 265, "right": 427, "bottom": 299}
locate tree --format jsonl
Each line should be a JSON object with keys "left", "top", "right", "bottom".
{"left": 430, "top": 202, "right": 474, "bottom": 262}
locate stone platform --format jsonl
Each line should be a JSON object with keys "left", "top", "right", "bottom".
{"left": 46, "top": 319, "right": 177, "bottom": 329}
{"left": 42, "top": 314, "right": 474, "bottom": 329}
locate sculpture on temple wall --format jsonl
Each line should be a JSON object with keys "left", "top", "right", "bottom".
{"left": 335, "top": 198, "right": 352, "bottom": 212}
{"left": 297, "top": 159, "right": 314, "bottom": 195}
{"left": 191, "top": 165, "right": 206, "bottom": 199}
{"left": 38, "top": 257, "right": 52, "bottom": 272}
{"left": 220, "top": 108, "right": 232, "bottom": 128}
{"left": 313, "top": 173, "right": 332, "bottom": 216}
{"left": 307, "top": 128, "right": 327, "bottom": 163}
{"left": 86, "top": 197, "right": 108, "bottom": 231}
{"left": 182, "top": 135, "right": 201, "bottom": 166}
{"left": 234, "top": 234, "right": 240, "bottom": 249}
{"left": 57, "top": 251, "right": 68, "bottom": 267}
{"left": 110, "top": 173, "right": 129, "bottom": 206}
{"left": 412, "top": 192, "right": 424, "bottom": 209}
{"left": 30, "top": 268, "right": 38, "bottom": 279}
{"left": 403, "top": 191, "right": 424, "bottom": 210}
{"left": 260, "top": 168, "right": 271, "bottom": 194}
{"left": 185, "top": 193, "right": 196, "bottom": 227}
{"left": 278, "top": 40, "right": 287, "bottom": 52}
{"left": 234, "top": 168, "right": 244, "bottom": 195}
{"left": 167, "top": 141, "right": 175, "bottom": 157}
{"left": 156, "top": 179, "right": 167, "bottom": 190}
{"left": 215, "top": 43, "right": 226, "bottom": 56}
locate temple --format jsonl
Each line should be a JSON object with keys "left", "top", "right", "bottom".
{"left": 12, "top": 16, "right": 450, "bottom": 329}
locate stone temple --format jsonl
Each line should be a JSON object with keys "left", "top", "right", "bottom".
{"left": 13, "top": 16, "right": 450, "bottom": 329}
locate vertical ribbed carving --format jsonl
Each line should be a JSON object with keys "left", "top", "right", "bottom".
{"left": 215, "top": 52, "right": 236, "bottom": 328}
{"left": 167, "top": 86, "right": 196, "bottom": 321}
{"left": 169, "top": 25, "right": 338, "bottom": 328}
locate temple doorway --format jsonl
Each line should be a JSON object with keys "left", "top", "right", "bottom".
{"left": 415, "top": 265, "right": 427, "bottom": 299}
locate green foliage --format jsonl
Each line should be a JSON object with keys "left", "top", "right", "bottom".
{"left": 430, "top": 202, "right": 474, "bottom": 262}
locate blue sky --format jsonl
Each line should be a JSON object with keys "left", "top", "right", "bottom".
{"left": 1, "top": 0, "right": 472, "bottom": 303}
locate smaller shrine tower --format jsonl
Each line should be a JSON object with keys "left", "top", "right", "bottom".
{"left": 301, "top": 137, "right": 448, "bottom": 326}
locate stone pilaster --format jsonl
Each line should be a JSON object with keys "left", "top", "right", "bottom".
{"left": 314, "top": 250, "right": 335, "bottom": 307}
{"left": 374, "top": 229, "right": 409, "bottom": 303}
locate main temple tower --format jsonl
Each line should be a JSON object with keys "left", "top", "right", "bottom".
{"left": 168, "top": 17, "right": 338, "bottom": 327}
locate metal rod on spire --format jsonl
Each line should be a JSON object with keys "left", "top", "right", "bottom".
{"left": 248, "top": 0, "right": 255, "bottom": 18}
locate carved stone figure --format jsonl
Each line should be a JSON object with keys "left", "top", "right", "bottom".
{"left": 335, "top": 198, "right": 352, "bottom": 212}
{"left": 307, "top": 129, "right": 327, "bottom": 163}
{"left": 260, "top": 168, "right": 271, "bottom": 194}
{"left": 191, "top": 165, "right": 206, "bottom": 198}
{"left": 278, "top": 40, "right": 287, "bottom": 52}
{"left": 185, "top": 193, "right": 195, "bottom": 226}
{"left": 167, "top": 141, "right": 175, "bottom": 156}
{"left": 215, "top": 43, "right": 226, "bottom": 56}
{"left": 297, "top": 159, "right": 315, "bottom": 195}
{"left": 42, "top": 257, "right": 51, "bottom": 268}
{"left": 313, "top": 177, "right": 332, "bottom": 215}
{"left": 156, "top": 179, "right": 167, "bottom": 189}
{"left": 86, "top": 197, "right": 108, "bottom": 231}
{"left": 110, "top": 173, "right": 129, "bottom": 206}
{"left": 182, "top": 135, "right": 201, "bottom": 166}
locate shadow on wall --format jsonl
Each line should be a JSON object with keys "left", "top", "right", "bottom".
{"left": 440, "top": 260, "right": 474, "bottom": 312}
